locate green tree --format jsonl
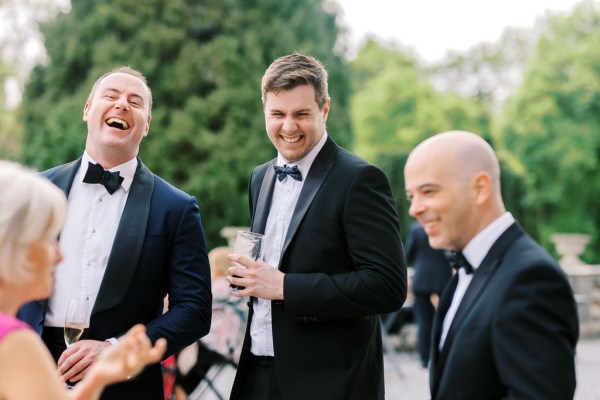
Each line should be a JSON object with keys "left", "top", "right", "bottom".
{"left": 350, "top": 39, "right": 489, "bottom": 161}
{"left": 499, "top": 0, "right": 600, "bottom": 262}
{"left": 429, "top": 25, "right": 539, "bottom": 110}
{"left": 0, "top": 60, "right": 21, "bottom": 158}
{"left": 20, "top": 0, "right": 352, "bottom": 247}
{"left": 349, "top": 40, "right": 490, "bottom": 233}
{"left": 0, "top": 0, "right": 69, "bottom": 159}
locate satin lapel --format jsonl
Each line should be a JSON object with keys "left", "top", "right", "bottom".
{"left": 431, "top": 274, "right": 459, "bottom": 395}
{"left": 442, "top": 223, "right": 523, "bottom": 349}
{"left": 251, "top": 161, "right": 276, "bottom": 234}
{"left": 48, "top": 159, "right": 82, "bottom": 195}
{"left": 432, "top": 223, "right": 523, "bottom": 394}
{"left": 91, "top": 159, "right": 154, "bottom": 315}
{"left": 281, "top": 138, "right": 336, "bottom": 258}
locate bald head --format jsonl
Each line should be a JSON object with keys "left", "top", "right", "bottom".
{"left": 404, "top": 130, "right": 505, "bottom": 250}
{"left": 410, "top": 131, "right": 501, "bottom": 192}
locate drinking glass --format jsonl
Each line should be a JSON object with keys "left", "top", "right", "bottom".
{"left": 230, "top": 231, "right": 264, "bottom": 291}
{"left": 64, "top": 298, "right": 89, "bottom": 348}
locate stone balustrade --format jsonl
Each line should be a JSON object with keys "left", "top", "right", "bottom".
{"left": 551, "top": 233, "right": 600, "bottom": 338}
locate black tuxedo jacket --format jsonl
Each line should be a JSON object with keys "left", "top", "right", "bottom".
{"left": 230, "top": 137, "right": 407, "bottom": 400}
{"left": 430, "top": 222, "right": 579, "bottom": 399}
{"left": 18, "top": 158, "right": 212, "bottom": 400}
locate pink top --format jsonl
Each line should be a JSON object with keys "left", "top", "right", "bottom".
{"left": 0, "top": 312, "right": 30, "bottom": 341}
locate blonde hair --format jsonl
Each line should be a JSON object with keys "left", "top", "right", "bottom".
{"left": 0, "top": 161, "right": 67, "bottom": 284}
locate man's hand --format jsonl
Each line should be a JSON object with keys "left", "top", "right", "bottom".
{"left": 57, "top": 339, "right": 110, "bottom": 382}
{"left": 226, "top": 254, "right": 284, "bottom": 300}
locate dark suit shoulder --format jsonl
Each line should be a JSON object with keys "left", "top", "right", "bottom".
{"left": 502, "top": 232, "right": 564, "bottom": 276}
{"left": 42, "top": 160, "right": 80, "bottom": 178}
{"left": 328, "top": 145, "right": 390, "bottom": 189}
{"left": 151, "top": 173, "right": 195, "bottom": 202}
{"left": 335, "top": 144, "right": 374, "bottom": 168}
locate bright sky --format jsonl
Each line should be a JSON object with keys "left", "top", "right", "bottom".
{"left": 335, "top": 0, "right": 584, "bottom": 61}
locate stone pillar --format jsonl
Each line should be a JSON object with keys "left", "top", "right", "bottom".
{"left": 550, "top": 233, "right": 591, "bottom": 269}
{"left": 550, "top": 233, "right": 600, "bottom": 338}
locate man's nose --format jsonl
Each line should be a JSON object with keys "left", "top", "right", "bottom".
{"left": 115, "top": 97, "right": 129, "bottom": 111}
{"left": 282, "top": 117, "right": 297, "bottom": 132}
{"left": 408, "top": 198, "right": 423, "bottom": 218}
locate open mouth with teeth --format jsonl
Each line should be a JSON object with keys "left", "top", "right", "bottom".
{"left": 282, "top": 135, "right": 301, "bottom": 143}
{"left": 105, "top": 117, "right": 129, "bottom": 130}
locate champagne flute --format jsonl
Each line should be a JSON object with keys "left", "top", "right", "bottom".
{"left": 230, "top": 231, "right": 264, "bottom": 291}
{"left": 64, "top": 298, "right": 89, "bottom": 348}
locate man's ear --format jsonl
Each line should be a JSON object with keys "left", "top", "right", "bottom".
{"left": 83, "top": 102, "right": 90, "bottom": 121}
{"left": 143, "top": 116, "right": 151, "bottom": 137}
{"left": 322, "top": 97, "right": 331, "bottom": 125}
{"left": 473, "top": 172, "right": 492, "bottom": 205}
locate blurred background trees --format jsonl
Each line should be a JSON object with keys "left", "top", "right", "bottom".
{"left": 499, "top": 1, "right": 600, "bottom": 260}
{"left": 1, "top": 0, "right": 598, "bottom": 261}
{"left": 13, "top": 0, "right": 352, "bottom": 247}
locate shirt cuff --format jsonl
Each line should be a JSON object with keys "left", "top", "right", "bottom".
{"left": 105, "top": 337, "right": 119, "bottom": 346}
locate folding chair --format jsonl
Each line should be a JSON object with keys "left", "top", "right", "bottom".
{"left": 173, "top": 278, "right": 247, "bottom": 399}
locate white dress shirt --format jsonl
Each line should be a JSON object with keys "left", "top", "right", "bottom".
{"left": 439, "top": 212, "right": 515, "bottom": 349}
{"left": 250, "top": 133, "right": 328, "bottom": 356}
{"left": 45, "top": 152, "right": 137, "bottom": 328}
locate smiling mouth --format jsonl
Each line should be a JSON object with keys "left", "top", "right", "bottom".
{"left": 105, "top": 117, "right": 129, "bottom": 130}
{"left": 282, "top": 135, "right": 301, "bottom": 143}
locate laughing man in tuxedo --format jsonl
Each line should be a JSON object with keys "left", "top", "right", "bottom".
{"left": 404, "top": 130, "right": 578, "bottom": 399}
{"left": 226, "top": 53, "right": 407, "bottom": 400}
{"left": 18, "top": 67, "right": 212, "bottom": 400}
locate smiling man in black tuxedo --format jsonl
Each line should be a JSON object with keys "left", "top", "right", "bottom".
{"left": 404, "top": 130, "right": 579, "bottom": 399}
{"left": 227, "top": 53, "right": 407, "bottom": 400}
{"left": 18, "top": 66, "right": 212, "bottom": 400}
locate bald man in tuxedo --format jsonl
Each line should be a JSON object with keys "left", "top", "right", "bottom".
{"left": 404, "top": 130, "right": 578, "bottom": 399}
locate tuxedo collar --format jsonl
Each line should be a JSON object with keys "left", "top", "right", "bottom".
{"left": 431, "top": 222, "right": 524, "bottom": 395}
{"left": 92, "top": 159, "right": 154, "bottom": 315}
{"left": 252, "top": 136, "right": 338, "bottom": 259}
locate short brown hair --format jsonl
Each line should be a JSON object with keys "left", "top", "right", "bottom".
{"left": 261, "top": 53, "right": 329, "bottom": 109}
{"left": 87, "top": 66, "right": 153, "bottom": 114}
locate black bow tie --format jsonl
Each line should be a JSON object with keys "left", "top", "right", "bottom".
{"left": 273, "top": 164, "right": 302, "bottom": 182}
{"left": 82, "top": 162, "right": 124, "bottom": 194}
{"left": 448, "top": 251, "right": 473, "bottom": 275}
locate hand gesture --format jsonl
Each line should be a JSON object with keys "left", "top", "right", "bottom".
{"left": 88, "top": 324, "right": 166, "bottom": 386}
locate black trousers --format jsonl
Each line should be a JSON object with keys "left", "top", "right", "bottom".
{"left": 240, "top": 355, "right": 284, "bottom": 400}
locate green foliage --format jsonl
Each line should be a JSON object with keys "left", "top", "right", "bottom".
{"left": 350, "top": 40, "right": 492, "bottom": 233}
{"left": 500, "top": 1, "right": 600, "bottom": 262}
{"left": 0, "top": 61, "right": 21, "bottom": 158}
{"left": 349, "top": 40, "right": 490, "bottom": 162}
{"left": 19, "top": 0, "right": 352, "bottom": 248}
{"left": 429, "top": 25, "right": 538, "bottom": 109}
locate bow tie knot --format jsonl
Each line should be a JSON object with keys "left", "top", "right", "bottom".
{"left": 273, "top": 164, "right": 302, "bottom": 182}
{"left": 83, "top": 162, "right": 124, "bottom": 194}
{"left": 448, "top": 251, "right": 473, "bottom": 275}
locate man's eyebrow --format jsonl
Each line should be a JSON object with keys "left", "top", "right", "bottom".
{"left": 408, "top": 182, "right": 441, "bottom": 194}
{"left": 267, "top": 107, "right": 312, "bottom": 114}
{"left": 102, "top": 87, "right": 145, "bottom": 100}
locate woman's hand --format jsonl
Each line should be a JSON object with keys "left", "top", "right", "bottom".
{"left": 91, "top": 324, "right": 167, "bottom": 385}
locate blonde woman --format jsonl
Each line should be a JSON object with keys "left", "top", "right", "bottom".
{"left": 0, "top": 160, "right": 166, "bottom": 400}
